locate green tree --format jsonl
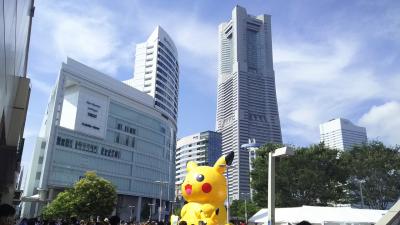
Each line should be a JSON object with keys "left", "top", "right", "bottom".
{"left": 230, "top": 200, "right": 260, "bottom": 221}
{"left": 42, "top": 171, "right": 117, "bottom": 219}
{"left": 342, "top": 141, "right": 400, "bottom": 209}
{"left": 251, "top": 143, "right": 349, "bottom": 207}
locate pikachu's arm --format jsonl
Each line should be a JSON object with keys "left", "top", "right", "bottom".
{"left": 180, "top": 204, "right": 188, "bottom": 217}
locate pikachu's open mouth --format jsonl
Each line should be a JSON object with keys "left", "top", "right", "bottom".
{"left": 185, "top": 184, "right": 192, "bottom": 195}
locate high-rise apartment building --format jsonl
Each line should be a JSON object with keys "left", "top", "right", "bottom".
{"left": 0, "top": 0, "right": 34, "bottom": 204}
{"left": 125, "top": 26, "right": 179, "bottom": 125}
{"left": 21, "top": 58, "right": 176, "bottom": 221}
{"left": 216, "top": 6, "right": 282, "bottom": 200}
{"left": 320, "top": 118, "right": 367, "bottom": 151}
{"left": 175, "top": 131, "right": 222, "bottom": 186}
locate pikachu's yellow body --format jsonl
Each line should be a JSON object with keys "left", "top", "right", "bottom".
{"left": 179, "top": 152, "right": 234, "bottom": 225}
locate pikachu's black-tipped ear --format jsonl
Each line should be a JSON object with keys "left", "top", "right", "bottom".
{"left": 213, "top": 151, "right": 234, "bottom": 174}
{"left": 225, "top": 151, "right": 234, "bottom": 166}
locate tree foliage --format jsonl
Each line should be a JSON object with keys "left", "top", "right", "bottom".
{"left": 250, "top": 141, "right": 400, "bottom": 210}
{"left": 341, "top": 141, "right": 400, "bottom": 209}
{"left": 251, "top": 143, "right": 348, "bottom": 207}
{"left": 230, "top": 200, "right": 260, "bottom": 221}
{"left": 42, "top": 171, "right": 117, "bottom": 219}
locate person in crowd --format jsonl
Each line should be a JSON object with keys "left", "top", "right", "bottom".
{"left": 108, "top": 216, "right": 120, "bottom": 225}
{"left": 297, "top": 221, "right": 312, "bottom": 225}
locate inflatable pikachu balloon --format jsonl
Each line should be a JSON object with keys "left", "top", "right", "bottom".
{"left": 179, "top": 152, "right": 234, "bottom": 225}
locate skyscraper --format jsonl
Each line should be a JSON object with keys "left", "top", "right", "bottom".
{"left": 216, "top": 6, "right": 282, "bottom": 200}
{"left": 320, "top": 118, "right": 367, "bottom": 151}
{"left": 125, "top": 26, "right": 179, "bottom": 126}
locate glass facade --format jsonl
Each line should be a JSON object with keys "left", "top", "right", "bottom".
{"left": 47, "top": 100, "right": 173, "bottom": 198}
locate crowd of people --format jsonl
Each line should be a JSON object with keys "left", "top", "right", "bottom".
{"left": 1, "top": 204, "right": 311, "bottom": 225}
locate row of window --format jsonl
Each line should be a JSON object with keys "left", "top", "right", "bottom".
{"left": 116, "top": 123, "right": 136, "bottom": 135}
{"left": 56, "top": 136, "right": 98, "bottom": 154}
{"left": 100, "top": 147, "right": 121, "bottom": 159}
{"left": 158, "top": 60, "right": 178, "bottom": 84}
{"left": 158, "top": 41, "right": 178, "bottom": 65}
{"left": 56, "top": 136, "right": 73, "bottom": 148}
{"left": 88, "top": 112, "right": 97, "bottom": 118}
{"left": 158, "top": 53, "right": 178, "bottom": 74}
{"left": 155, "top": 101, "right": 176, "bottom": 120}
{"left": 114, "top": 132, "right": 135, "bottom": 148}
{"left": 155, "top": 79, "right": 178, "bottom": 108}
{"left": 86, "top": 101, "right": 100, "bottom": 108}
{"left": 75, "top": 140, "right": 98, "bottom": 153}
{"left": 56, "top": 136, "right": 126, "bottom": 160}
{"left": 82, "top": 122, "right": 100, "bottom": 130}
{"left": 157, "top": 67, "right": 178, "bottom": 92}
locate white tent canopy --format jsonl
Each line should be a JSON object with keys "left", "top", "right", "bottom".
{"left": 249, "top": 206, "right": 387, "bottom": 225}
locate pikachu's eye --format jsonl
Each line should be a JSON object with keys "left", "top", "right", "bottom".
{"left": 196, "top": 174, "right": 204, "bottom": 182}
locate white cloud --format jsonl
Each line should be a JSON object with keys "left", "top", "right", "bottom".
{"left": 359, "top": 101, "right": 400, "bottom": 145}
{"left": 32, "top": 0, "right": 132, "bottom": 76}
{"left": 273, "top": 38, "right": 398, "bottom": 145}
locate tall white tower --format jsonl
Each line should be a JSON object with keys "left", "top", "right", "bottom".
{"left": 216, "top": 6, "right": 282, "bottom": 200}
{"left": 125, "top": 26, "right": 179, "bottom": 125}
{"left": 320, "top": 118, "right": 367, "bottom": 151}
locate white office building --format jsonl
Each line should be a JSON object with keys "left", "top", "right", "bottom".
{"left": 216, "top": 6, "right": 282, "bottom": 200}
{"left": 320, "top": 118, "right": 367, "bottom": 151}
{"left": 175, "top": 131, "right": 222, "bottom": 186}
{"left": 125, "top": 26, "right": 179, "bottom": 125}
{"left": 21, "top": 58, "right": 177, "bottom": 221}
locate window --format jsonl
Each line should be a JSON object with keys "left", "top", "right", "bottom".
{"left": 36, "top": 172, "right": 41, "bottom": 180}
{"left": 160, "top": 127, "right": 166, "bottom": 134}
{"left": 41, "top": 141, "right": 46, "bottom": 149}
{"left": 115, "top": 133, "right": 120, "bottom": 143}
{"left": 125, "top": 136, "right": 129, "bottom": 146}
{"left": 88, "top": 112, "right": 97, "bottom": 118}
{"left": 86, "top": 101, "right": 100, "bottom": 108}
{"left": 129, "top": 128, "right": 136, "bottom": 134}
{"left": 101, "top": 147, "right": 120, "bottom": 159}
{"left": 117, "top": 123, "right": 122, "bottom": 130}
{"left": 38, "top": 156, "right": 43, "bottom": 164}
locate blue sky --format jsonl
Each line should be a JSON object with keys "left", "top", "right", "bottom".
{"left": 22, "top": 0, "right": 400, "bottom": 172}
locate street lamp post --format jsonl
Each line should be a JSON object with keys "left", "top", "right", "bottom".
{"left": 225, "top": 164, "right": 237, "bottom": 224}
{"left": 355, "top": 179, "right": 366, "bottom": 208}
{"left": 268, "top": 147, "right": 294, "bottom": 225}
{"left": 129, "top": 205, "right": 135, "bottom": 222}
{"left": 155, "top": 180, "right": 169, "bottom": 222}
{"left": 226, "top": 165, "right": 230, "bottom": 224}
{"left": 360, "top": 182, "right": 365, "bottom": 209}
{"left": 240, "top": 193, "right": 250, "bottom": 224}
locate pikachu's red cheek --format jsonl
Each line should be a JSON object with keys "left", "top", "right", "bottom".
{"left": 202, "top": 183, "right": 212, "bottom": 193}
